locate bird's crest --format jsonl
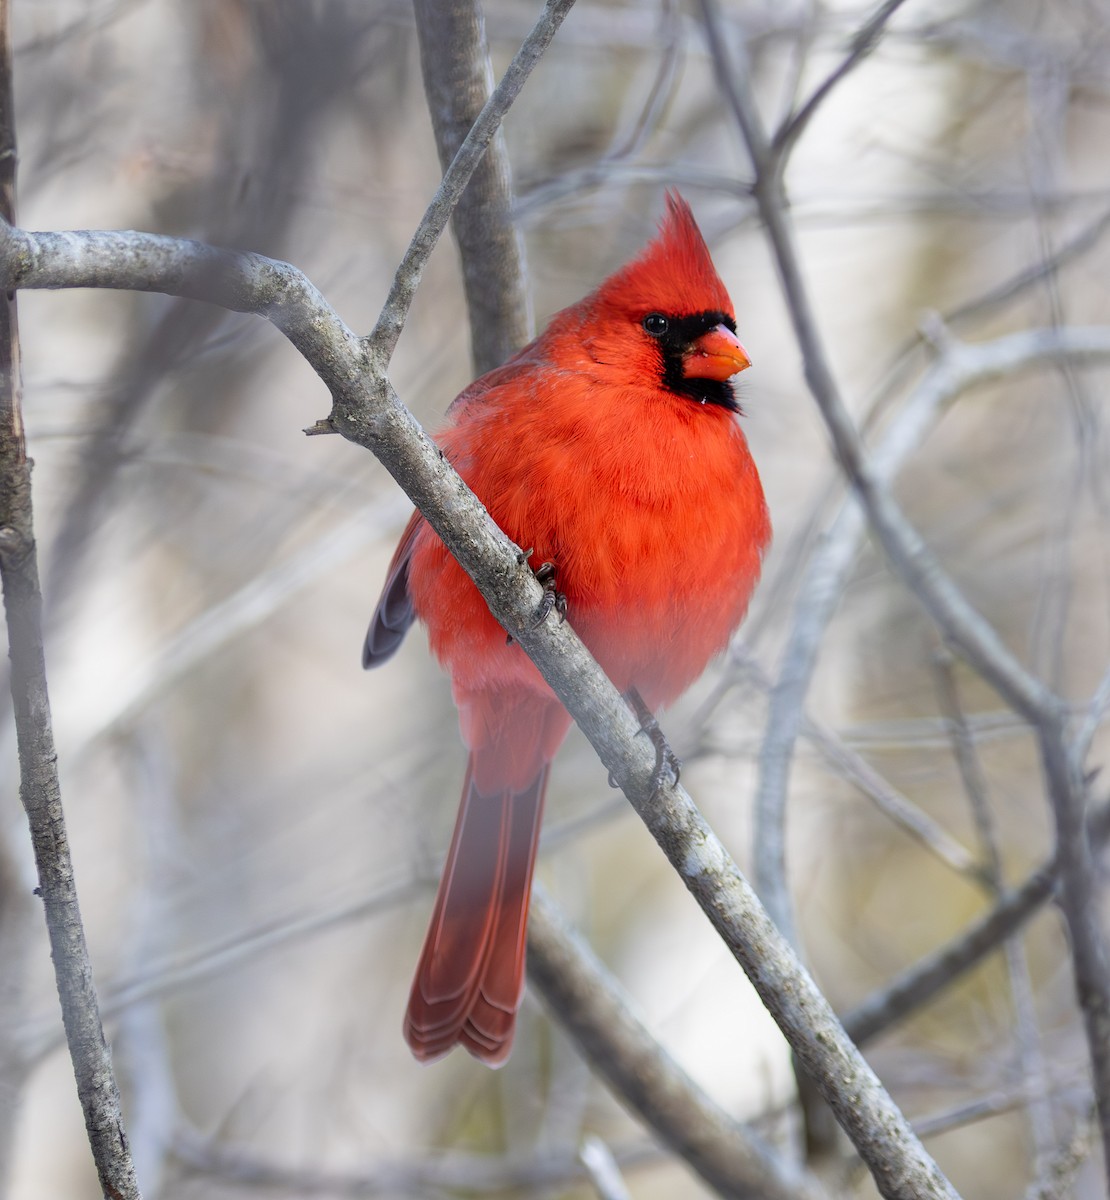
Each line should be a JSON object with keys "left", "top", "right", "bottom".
{"left": 593, "top": 192, "right": 733, "bottom": 319}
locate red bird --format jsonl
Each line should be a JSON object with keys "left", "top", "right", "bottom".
{"left": 365, "top": 194, "right": 770, "bottom": 1065}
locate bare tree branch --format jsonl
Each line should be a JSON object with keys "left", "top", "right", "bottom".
{"left": 698, "top": 0, "right": 1110, "bottom": 1176}
{"left": 1024, "top": 1108, "right": 1096, "bottom": 1200}
{"left": 579, "top": 1135, "right": 634, "bottom": 1200}
{"left": 752, "top": 323, "right": 1110, "bottom": 947}
{"left": 698, "top": 0, "right": 1056, "bottom": 727}
{"left": 844, "top": 794, "right": 1110, "bottom": 1046}
{"left": 0, "top": 4, "right": 139, "bottom": 1195}
{"left": 771, "top": 0, "right": 911, "bottom": 164}
{"left": 412, "top": 0, "right": 533, "bottom": 374}
{"left": 366, "top": 0, "right": 574, "bottom": 366}
{"left": 0, "top": 225, "right": 960, "bottom": 1200}
{"left": 528, "top": 887, "right": 830, "bottom": 1200}
{"left": 171, "top": 1120, "right": 663, "bottom": 1196}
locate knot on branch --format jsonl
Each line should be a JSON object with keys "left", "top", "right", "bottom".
{"left": 0, "top": 523, "right": 31, "bottom": 562}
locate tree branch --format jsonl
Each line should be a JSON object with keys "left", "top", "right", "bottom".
{"left": 528, "top": 887, "right": 829, "bottom": 1200}
{"left": 698, "top": 0, "right": 1057, "bottom": 728}
{"left": 0, "top": 221, "right": 960, "bottom": 1200}
{"left": 698, "top": 1, "right": 1110, "bottom": 1177}
{"left": 412, "top": 0, "right": 534, "bottom": 374}
{"left": 366, "top": 0, "right": 574, "bottom": 366}
{"left": 0, "top": 4, "right": 139, "bottom": 1194}
{"left": 753, "top": 324, "right": 1110, "bottom": 944}
{"left": 843, "top": 793, "right": 1110, "bottom": 1046}
{"left": 771, "top": 0, "right": 911, "bottom": 164}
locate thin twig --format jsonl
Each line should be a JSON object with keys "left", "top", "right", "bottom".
{"left": 933, "top": 650, "right": 1055, "bottom": 1165}
{"left": 699, "top": 0, "right": 1056, "bottom": 727}
{"left": 367, "top": 0, "right": 575, "bottom": 364}
{"left": 1024, "top": 1107, "right": 1096, "bottom": 1200}
{"left": 843, "top": 794, "right": 1110, "bottom": 1046}
{"left": 750, "top": 324, "right": 1110, "bottom": 944}
{"left": 412, "top": 0, "right": 534, "bottom": 373}
{"left": 172, "top": 1119, "right": 662, "bottom": 1196}
{"left": 771, "top": 0, "right": 912, "bottom": 163}
{"left": 1038, "top": 727, "right": 1110, "bottom": 1171}
{"left": 579, "top": 1136, "right": 634, "bottom": 1200}
{"left": 738, "top": 656, "right": 982, "bottom": 886}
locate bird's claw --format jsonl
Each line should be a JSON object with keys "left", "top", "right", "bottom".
{"left": 531, "top": 561, "right": 567, "bottom": 630}
{"left": 626, "top": 687, "right": 681, "bottom": 794}
{"left": 507, "top": 558, "right": 568, "bottom": 644}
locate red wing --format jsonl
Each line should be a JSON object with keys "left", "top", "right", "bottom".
{"left": 362, "top": 510, "right": 424, "bottom": 668}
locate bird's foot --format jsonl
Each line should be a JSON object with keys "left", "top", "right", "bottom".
{"left": 608, "top": 688, "right": 681, "bottom": 794}
{"left": 506, "top": 556, "right": 567, "bottom": 644}
{"left": 530, "top": 561, "right": 567, "bottom": 629}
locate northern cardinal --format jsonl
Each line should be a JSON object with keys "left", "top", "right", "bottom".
{"left": 365, "top": 194, "right": 770, "bottom": 1065}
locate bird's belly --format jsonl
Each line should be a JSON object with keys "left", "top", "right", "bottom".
{"left": 565, "top": 500, "right": 764, "bottom": 709}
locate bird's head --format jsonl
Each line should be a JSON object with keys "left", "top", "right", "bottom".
{"left": 570, "top": 192, "right": 750, "bottom": 412}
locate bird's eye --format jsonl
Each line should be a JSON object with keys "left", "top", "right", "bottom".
{"left": 642, "top": 313, "right": 669, "bottom": 337}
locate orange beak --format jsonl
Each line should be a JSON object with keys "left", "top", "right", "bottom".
{"left": 683, "top": 324, "right": 751, "bottom": 382}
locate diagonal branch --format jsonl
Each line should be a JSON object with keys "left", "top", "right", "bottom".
{"left": 699, "top": 0, "right": 1056, "bottom": 728}
{"left": 366, "top": 0, "right": 573, "bottom": 365}
{"left": 412, "top": 0, "right": 534, "bottom": 373}
{"left": 0, "top": 220, "right": 960, "bottom": 1200}
{"left": 844, "top": 793, "right": 1110, "bottom": 1046}
{"left": 771, "top": 0, "right": 911, "bottom": 165}
{"left": 528, "top": 887, "right": 830, "bottom": 1200}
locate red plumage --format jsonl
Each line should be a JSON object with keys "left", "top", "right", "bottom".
{"left": 365, "top": 193, "right": 770, "bottom": 1065}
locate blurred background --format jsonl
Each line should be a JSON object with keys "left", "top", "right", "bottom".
{"left": 3, "top": 0, "right": 1110, "bottom": 1196}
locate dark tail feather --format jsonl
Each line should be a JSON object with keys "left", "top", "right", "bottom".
{"left": 404, "top": 757, "right": 549, "bottom": 1066}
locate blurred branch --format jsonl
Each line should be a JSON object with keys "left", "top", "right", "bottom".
{"left": 1038, "top": 726, "right": 1110, "bottom": 1170}
{"left": 528, "top": 887, "right": 830, "bottom": 1200}
{"left": 700, "top": 0, "right": 1054, "bottom": 727}
{"left": 413, "top": 0, "right": 533, "bottom": 373}
{"left": 1024, "top": 1108, "right": 1096, "bottom": 1200}
{"left": 66, "top": 499, "right": 398, "bottom": 759}
{"left": 0, "top": 147, "right": 963, "bottom": 1200}
{"left": 933, "top": 651, "right": 1055, "bottom": 1164}
{"left": 1, "top": 4, "right": 963, "bottom": 1193}
{"left": 700, "top": 0, "right": 1110, "bottom": 1175}
{"left": 366, "top": 0, "right": 574, "bottom": 365}
{"left": 0, "top": 3, "right": 139, "bottom": 1196}
{"left": 579, "top": 1136, "right": 633, "bottom": 1200}
{"left": 172, "top": 1121, "right": 663, "bottom": 1196}
{"left": 844, "top": 792, "right": 1110, "bottom": 1046}
{"left": 738, "top": 657, "right": 982, "bottom": 885}
{"left": 750, "top": 322, "right": 1110, "bottom": 945}
{"left": 1077, "top": 667, "right": 1110, "bottom": 766}
{"left": 771, "top": 0, "right": 910, "bottom": 164}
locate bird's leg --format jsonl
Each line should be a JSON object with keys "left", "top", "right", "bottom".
{"left": 507, "top": 555, "right": 568, "bottom": 644}
{"left": 608, "top": 688, "right": 681, "bottom": 794}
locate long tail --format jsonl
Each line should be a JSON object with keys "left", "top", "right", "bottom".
{"left": 404, "top": 753, "right": 550, "bottom": 1066}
